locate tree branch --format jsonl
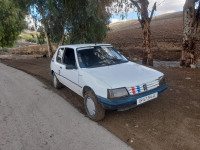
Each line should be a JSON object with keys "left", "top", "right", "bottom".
{"left": 149, "top": 2, "right": 156, "bottom": 23}
{"left": 184, "top": 0, "right": 199, "bottom": 10}
{"left": 130, "top": 0, "right": 142, "bottom": 23}
{"left": 130, "top": 0, "right": 141, "bottom": 12}
{"left": 195, "top": 0, "right": 200, "bottom": 21}
{"left": 137, "top": 12, "right": 141, "bottom": 23}
{"left": 195, "top": 0, "right": 200, "bottom": 30}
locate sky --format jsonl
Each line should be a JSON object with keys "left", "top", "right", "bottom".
{"left": 25, "top": 15, "right": 41, "bottom": 30}
{"left": 110, "top": 0, "right": 185, "bottom": 24}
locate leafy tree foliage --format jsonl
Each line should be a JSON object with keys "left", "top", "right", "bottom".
{"left": 0, "top": 0, "right": 26, "bottom": 48}
{"left": 36, "top": 26, "right": 46, "bottom": 44}
{"left": 36, "top": 32, "right": 46, "bottom": 45}
{"left": 65, "top": 0, "right": 111, "bottom": 44}
{"left": 28, "top": 0, "right": 68, "bottom": 56}
{"left": 48, "top": 0, "right": 69, "bottom": 45}
{"left": 29, "top": 0, "right": 111, "bottom": 46}
{"left": 2, "top": 0, "right": 111, "bottom": 56}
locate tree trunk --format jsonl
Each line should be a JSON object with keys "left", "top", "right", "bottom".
{"left": 38, "top": 5, "right": 53, "bottom": 58}
{"left": 44, "top": 31, "right": 53, "bottom": 57}
{"left": 181, "top": 0, "right": 198, "bottom": 67}
{"left": 141, "top": 20, "right": 153, "bottom": 66}
{"left": 140, "top": 0, "right": 153, "bottom": 66}
{"left": 58, "top": 25, "right": 65, "bottom": 46}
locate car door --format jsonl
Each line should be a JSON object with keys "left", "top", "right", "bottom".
{"left": 54, "top": 47, "right": 65, "bottom": 83}
{"left": 60, "top": 48, "right": 82, "bottom": 95}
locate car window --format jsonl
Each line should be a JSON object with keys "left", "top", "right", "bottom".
{"left": 56, "top": 48, "right": 64, "bottom": 63}
{"left": 63, "top": 48, "right": 76, "bottom": 66}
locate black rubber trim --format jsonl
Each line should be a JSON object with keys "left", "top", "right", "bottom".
{"left": 54, "top": 72, "right": 82, "bottom": 88}
{"left": 98, "top": 84, "right": 168, "bottom": 105}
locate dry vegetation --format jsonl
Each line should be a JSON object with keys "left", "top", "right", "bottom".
{"left": 8, "top": 44, "right": 57, "bottom": 55}
{"left": 109, "top": 19, "right": 138, "bottom": 31}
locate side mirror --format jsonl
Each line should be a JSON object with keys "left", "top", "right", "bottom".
{"left": 126, "top": 57, "right": 130, "bottom": 61}
{"left": 65, "top": 65, "right": 77, "bottom": 70}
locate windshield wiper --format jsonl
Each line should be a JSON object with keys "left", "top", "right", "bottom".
{"left": 113, "top": 58, "right": 122, "bottom": 61}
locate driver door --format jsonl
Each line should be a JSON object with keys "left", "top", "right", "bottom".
{"left": 60, "top": 48, "right": 81, "bottom": 95}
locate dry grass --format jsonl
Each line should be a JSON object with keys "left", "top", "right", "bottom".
{"left": 109, "top": 19, "right": 138, "bottom": 31}
{"left": 8, "top": 44, "right": 57, "bottom": 55}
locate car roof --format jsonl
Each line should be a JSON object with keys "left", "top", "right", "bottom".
{"left": 58, "top": 44, "right": 112, "bottom": 49}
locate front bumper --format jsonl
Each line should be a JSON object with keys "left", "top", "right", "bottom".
{"left": 97, "top": 84, "right": 168, "bottom": 111}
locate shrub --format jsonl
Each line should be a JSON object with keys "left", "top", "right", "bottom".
{"left": 0, "top": 48, "right": 9, "bottom": 52}
{"left": 27, "top": 38, "right": 37, "bottom": 43}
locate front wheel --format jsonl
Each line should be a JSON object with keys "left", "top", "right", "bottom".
{"left": 84, "top": 91, "right": 105, "bottom": 121}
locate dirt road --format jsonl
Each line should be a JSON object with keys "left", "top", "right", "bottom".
{"left": 1, "top": 58, "right": 200, "bottom": 150}
{"left": 0, "top": 63, "right": 132, "bottom": 150}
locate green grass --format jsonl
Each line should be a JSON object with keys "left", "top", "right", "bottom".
{"left": 18, "top": 30, "right": 39, "bottom": 43}
{"left": 19, "top": 33, "right": 33, "bottom": 40}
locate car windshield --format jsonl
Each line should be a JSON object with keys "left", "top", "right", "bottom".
{"left": 77, "top": 46, "right": 128, "bottom": 68}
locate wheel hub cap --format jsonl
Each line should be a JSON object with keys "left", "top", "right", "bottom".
{"left": 86, "top": 97, "right": 95, "bottom": 116}
{"left": 53, "top": 75, "right": 57, "bottom": 87}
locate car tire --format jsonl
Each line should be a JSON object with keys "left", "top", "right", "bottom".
{"left": 53, "top": 73, "right": 63, "bottom": 89}
{"left": 84, "top": 90, "right": 105, "bottom": 121}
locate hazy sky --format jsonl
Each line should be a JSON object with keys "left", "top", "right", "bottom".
{"left": 111, "top": 0, "right": 185, "bottom": 23}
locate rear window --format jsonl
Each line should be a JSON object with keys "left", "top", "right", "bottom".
{"left": 56, "top": 48, "right": 64, "bottom": 63}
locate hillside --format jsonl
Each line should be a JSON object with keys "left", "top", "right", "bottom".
{"left": 11, "top": 30, "right": 39, "bottom": 48}
{"left": 106, "top": 11, "right": 200, "bottom": 61}
{"left": 109, "top": 19, "right": 138, "bottom": 31}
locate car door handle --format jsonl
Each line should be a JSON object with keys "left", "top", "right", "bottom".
{"left": 60, "top": 67, "right": 62, "bottom": 69}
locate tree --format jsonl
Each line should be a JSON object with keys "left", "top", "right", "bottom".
{"left": 131, "top": 0, "right": 156, "bottom": 66}
{"left": 110, "top": 0, "right": 156, "bottom": 66}
{"left": 64, "top": 0, "right": 111, "bottom": 44}
{"left": 29, "top": 0, "right": 54, "bottom": 57}
{"left": 0, "top": 0, "right": 25, "bottom": 48}
{"left": 29, "top": 0, "right": 111, "bottom": 57}
{"left": 29, "top": 0, "right": 69, "bottom": 57}
{"left": 181, "top": 0, "right": 200, "bottom": 67}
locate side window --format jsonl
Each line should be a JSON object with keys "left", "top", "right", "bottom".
{"left": 56, "top": 48, "right": 64, "bottom": 63}
{"left": 63, "top": 48, "right": 76, "bottom": 66}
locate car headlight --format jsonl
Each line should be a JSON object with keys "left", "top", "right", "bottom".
{"left": 159, "top": 76, "right": 166, "bottom": 86}
{"left": 108, "top": 88, "right": 128, "bottom": 99}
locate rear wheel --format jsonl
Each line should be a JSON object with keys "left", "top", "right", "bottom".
{"left": 84, "top": 90, "right": 105, "bottom": 121}
{"left": 53, "top": 73, "right": 63, "bottom": 89}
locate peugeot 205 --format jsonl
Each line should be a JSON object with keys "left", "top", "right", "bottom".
{"left": 50, "top": 44, "right": 167, "bottom": 121}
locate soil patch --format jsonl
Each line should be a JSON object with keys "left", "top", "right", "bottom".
{"left": 1, "top": 58, "right": 200, "bottom": 150}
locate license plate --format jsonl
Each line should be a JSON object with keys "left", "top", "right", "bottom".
{"left": 137, "top": 92, "right": 158, "bottom": 105}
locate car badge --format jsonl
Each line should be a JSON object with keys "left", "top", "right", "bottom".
{"left": 143, "top": 84, "right": 148, "bottom": 91}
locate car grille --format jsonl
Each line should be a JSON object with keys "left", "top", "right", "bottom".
{"left": 127, "top": 79, "right": 159, "bottom": 95}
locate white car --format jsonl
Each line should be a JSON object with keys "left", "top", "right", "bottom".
{"left": 50, "top": 44, "right": 167, "bottom": 121}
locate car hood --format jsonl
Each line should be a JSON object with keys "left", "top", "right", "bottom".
{"left": 83, "top": 62, "right": 163, "bottom": 89}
